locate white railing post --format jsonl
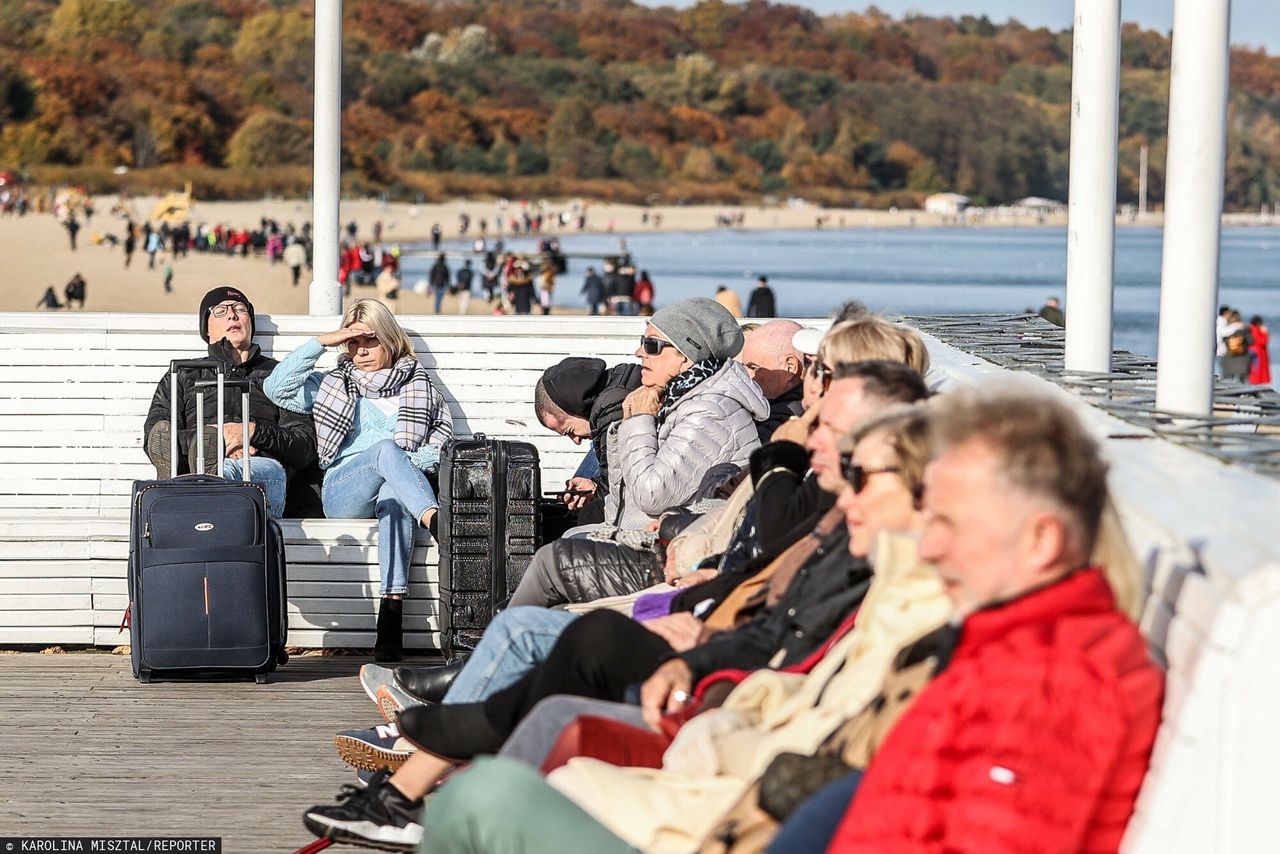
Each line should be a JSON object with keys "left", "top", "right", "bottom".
{"left": 1064, "top": 0, "right": 1121, "bottom": 374}
{"left": 1155, "top": 0, "right": 1232, "bottom": 415}
{"left": 309, "top": 0, "right": 343, "bottom": 316}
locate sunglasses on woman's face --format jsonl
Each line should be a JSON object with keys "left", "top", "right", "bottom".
{"left": 839, "top": 451, "right": 902, "bottom": 494}
{"left": 803, "top": 354, "right": 834, "bottom": 385}
{"left": 639, "top": 335, "right": 677, "bottom": 356}
{"left": 840, "top": 451, "right": 925, "bottom": 507}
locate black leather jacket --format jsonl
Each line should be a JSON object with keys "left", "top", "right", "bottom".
{"left": 143, "top": 338, "right": 317, "bottom": 476}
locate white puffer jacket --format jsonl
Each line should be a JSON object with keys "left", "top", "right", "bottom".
{"left": 604, "top": 360, "right": 769, "bottom": 530}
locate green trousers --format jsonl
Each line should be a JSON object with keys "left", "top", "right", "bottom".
{"left": 421, "top": 757, "right": 639, "bottom": 854}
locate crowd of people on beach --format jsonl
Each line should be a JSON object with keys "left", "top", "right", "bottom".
{"left": 141, "top": 279, "right": 1168, "bottom": 853}
{"left": 427, "top": 200, "right": 593, "bottom": 251}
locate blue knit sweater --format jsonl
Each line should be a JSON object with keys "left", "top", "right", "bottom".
{"left": 264, "top": 337, "right": 443, "bottom": 477}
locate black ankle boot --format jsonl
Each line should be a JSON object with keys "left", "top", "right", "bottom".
{"left": 373, "top": 598, "right": 404, "bottom": 663}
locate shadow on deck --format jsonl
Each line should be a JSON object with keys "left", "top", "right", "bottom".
{"left": 0, "top": 652, "right": 430, "bottom": 851}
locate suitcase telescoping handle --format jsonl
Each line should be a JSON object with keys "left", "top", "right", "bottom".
{"left": 170, "top": 360, "right": 225, "bottom": 480}
{"left": 193, "top": 377, "right": 254, "bottom": 482}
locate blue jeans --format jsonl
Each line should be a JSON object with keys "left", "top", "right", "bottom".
{"left": 433, "top": 286, "right": 446, "bottom": 314}
{"left": 766, "top": 769, "right": 864, "bottom": 854}
{"left": 444, "top": 606, "right": 578, "bottom": 703}
{"left": 321, "top": 440, "right": 438, "bottom": 596}
{"left": 221, "top": 456, "right": 285, "bottom": 520}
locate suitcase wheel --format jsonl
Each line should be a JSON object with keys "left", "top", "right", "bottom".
{"left": 138, "top": 669, "right": 152, "bottom": 684}
{"left": 254, "top": 673, "right": 268, "bottom": 684}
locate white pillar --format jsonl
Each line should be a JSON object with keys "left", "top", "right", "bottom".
{"left": 1155, "top": 0, "right": 1232, "bottom": 415}
{"left": 1064, "top": 0, "right": 1121, "bottom": 374}
{"left": 309, "top": 0, "right": 343, "bottom": 316}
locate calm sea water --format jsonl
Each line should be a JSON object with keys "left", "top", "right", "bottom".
{"left": 404, "top": 226, "right": 1280, "bottom": 367}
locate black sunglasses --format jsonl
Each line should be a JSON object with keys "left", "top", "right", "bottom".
{"left": 803, "top": 354, "right": 834, "bottom": 385}
{"left": 842, "top": 458, "right": 901, "bottom": 493}
{"left": 840, "top": 451, "right": 924, "bottom": 506}
{"left": 640, "top": 335, "right": 677, "bottom": 356}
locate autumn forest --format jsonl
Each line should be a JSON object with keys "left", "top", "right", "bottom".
{"left": 2, "top": 0, "right": 1279, "bottom": 208}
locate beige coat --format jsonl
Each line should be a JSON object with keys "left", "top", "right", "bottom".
{"left": 714, "top": 289, "right": 744, "bottom": 318}
{"left": 547, "top": 533, "right": 953, "bottom": 853}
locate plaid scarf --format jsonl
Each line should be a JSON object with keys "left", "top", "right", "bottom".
{"left": 313, "top": 354, "right": 450, "bottom": 468}
{"left": 655, "top": 358, "right": 724, "bottom": 426}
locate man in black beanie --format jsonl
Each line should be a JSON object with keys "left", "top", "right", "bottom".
{"left": 533, "top": 356, "right": 643, "bottom": 515}
{"left": 142, "top": 286, "right": 317, "bottom": 519}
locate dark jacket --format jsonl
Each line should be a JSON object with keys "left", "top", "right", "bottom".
{"left": 747, "top": 286, "right": 777, "bottom": 318}
{"left": 749, "top": 440, "right": 833, "bottom": 557}
{"left": 668, "top": 445, "right": 835, "bottom": 616}
{"left": 676, "top": 524, "right": 869, "bottom": 682}
{"left": 756, "top": 383, "right": 804, "bottom": 444}
{"left": 456, "top": 265, "right": 474, "bottom": 291}
{"left": 581, "top": 273, "right": 604, "bottom": 303}
{"left": 586, "top": 362, "right": 644, "bottom": 487}
{"left": 429, "top": 259, "right": 450, "bottom": 289}
{"left": 143, "top": 338, "right": 317, "bottom": 477}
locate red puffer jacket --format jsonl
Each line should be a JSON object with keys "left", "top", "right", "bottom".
{"left": 827, "top": 568, "right": 1163, "bottom": 853}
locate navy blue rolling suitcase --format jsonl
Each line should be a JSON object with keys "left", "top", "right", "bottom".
{"left": 127, "top": 361, "right": 288, "bottom": 683}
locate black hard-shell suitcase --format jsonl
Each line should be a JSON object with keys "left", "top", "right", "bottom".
{"left": 437, "top": 434, "right": 541, "bottom": 658}
{"left": 126, "top": 362, "right": 288, "bottom": 683}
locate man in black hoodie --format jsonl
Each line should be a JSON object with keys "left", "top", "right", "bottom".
{"left": 534, "top": 357, "right": 644, "bottom": 515}
{"left": 142, "top": 286, "right": 317, "bottom": 519}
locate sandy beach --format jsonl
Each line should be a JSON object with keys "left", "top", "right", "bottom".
{"left": 1, "top": 195, "right": 1026, "bottom": 315}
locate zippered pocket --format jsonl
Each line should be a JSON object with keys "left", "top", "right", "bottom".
{"left": 145, "top": 490, "right": 262, "bottom": 549}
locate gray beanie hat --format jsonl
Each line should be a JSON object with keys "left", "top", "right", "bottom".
{"left": 649, "top": 297, "right": 744, "bottom": 362}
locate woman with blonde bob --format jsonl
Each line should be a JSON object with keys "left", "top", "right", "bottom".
{"left": 266, "top": 299, "right": 453, "bottom": 660}
{"left": 798, "top": 316, "right": 931, "bottom": 411}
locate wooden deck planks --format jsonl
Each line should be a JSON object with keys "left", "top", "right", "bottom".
{"left": 0, "top": 652, "right": 431, "bottom": 851}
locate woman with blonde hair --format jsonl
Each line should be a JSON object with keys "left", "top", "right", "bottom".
{"left": 791, "top": 314, "right": 931, "bottom": 416}
{"left": 266, "top": 299, "right": 453, "bottom": 661}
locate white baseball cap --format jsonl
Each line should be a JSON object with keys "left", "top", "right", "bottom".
{"left": 791, "top": 327, "right": 824, "bottom": 356}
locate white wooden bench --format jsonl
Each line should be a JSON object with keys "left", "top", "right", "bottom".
{"left": 0, "top": 312, "right": 646, "bottom": 649}
{"left": 926, "top": 338, "right": 1280, "bottom": 853}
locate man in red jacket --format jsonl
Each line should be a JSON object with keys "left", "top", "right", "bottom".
{"left": 824, "top": 384, "right": 1164, "bottom": 853}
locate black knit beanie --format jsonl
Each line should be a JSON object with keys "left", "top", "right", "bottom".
{"left": 541, "top": 357, "right": 608, "bottom": 417}
{"left": 199, "top": 286, "right": 255, "bottom": 342}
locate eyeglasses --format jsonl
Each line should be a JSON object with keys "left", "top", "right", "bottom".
{"left": 639, "top": 335, "right": 677, "bottom": 356}
{"left": 210, "top": 303, "right": 249, "bottom": 318}
{"left": 803, "top": 354, "right": 834, "bottom": 385}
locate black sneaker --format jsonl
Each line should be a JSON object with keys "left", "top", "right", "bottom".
{"left": 303, "top": 771, "right": 423, "bottom": 852}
